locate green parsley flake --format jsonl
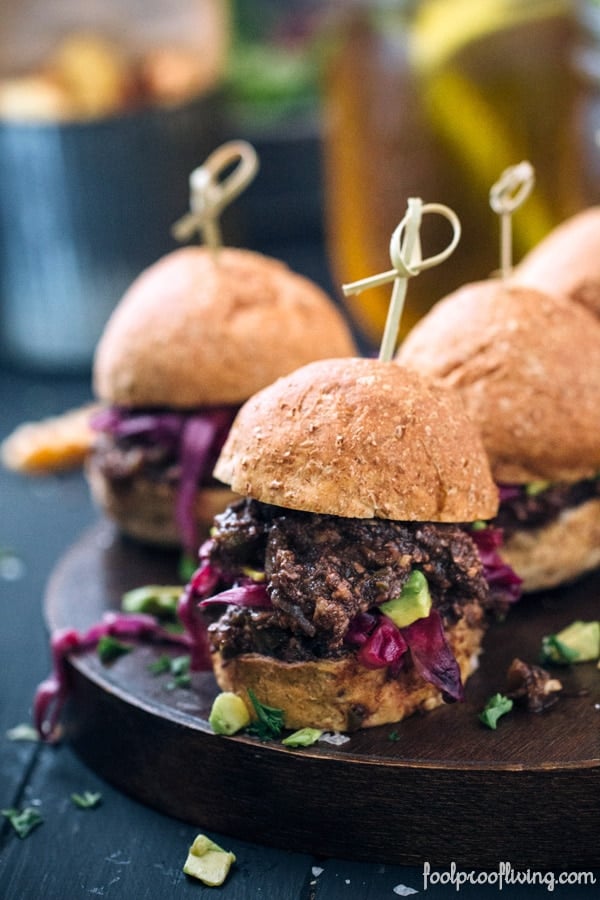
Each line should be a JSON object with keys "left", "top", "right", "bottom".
{"left": 246, "top": 689, "right": 285, "bottom": 741}
{"left": 282, "top": 728, "right": 323, "bottom": 747}
{"left": 71, "top": 791, "right": 102, "bottom": 809}
{"left": 178, "top": 554, "right": 197, "bottom": 582}
{"left": 2, "top": 806, "right": 43, "bottom": 838}
{"left": 148, "top": 653, "right": 192, "bottom": 689}
{"left": 148, "top": 655, "right": 172, "bottom": 676}
{"left": 479, "top": 693, "right": 513, "bottom": 730}
{"left": 97, "top": 635, "right": 133, "bottom": 664}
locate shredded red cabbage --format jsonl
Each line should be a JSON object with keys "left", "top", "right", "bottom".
{"left": 402, "top": 610, "right": 464, "bottom": 702}
{"left": 470, "top": 525, "right": 522, "bottom": 607}
{"left": 497, "top": 483, "right": 522, "bottom": 503}
{"left": 176, "top": 586, "right": 214, "bottom": 672}
{"left": 198, "top": 583, "right": 271, "bottom": 609}
{"left": 345, "top": 607, "right": 462, "bottom": 699}
{"left": 357, "top": 617, "right": 408, "bottom": 676}
{"left": 176, "top": 413, "right": 231, "bottom": 555}
{"left": 91, "top": 406, "right": 236, "bottom": 554}
{"left": 34, "top": 612, "right": 194, "bottom": 744}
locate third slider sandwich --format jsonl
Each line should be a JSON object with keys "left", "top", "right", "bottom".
{"left": 397, "top": 279, "right": 600, "bottom": 593}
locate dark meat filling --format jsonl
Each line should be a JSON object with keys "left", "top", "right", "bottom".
{"left": 90, "top": 407, "right": 238, "bottom": 489}
{"left": 92, "top": 431, "right": 180, "bottom": 484}
{"left": 205, "top": 499, "right": 488, "bottom": 662}
{"left": 495, "top": 477, "right": 600, "bottom": 538}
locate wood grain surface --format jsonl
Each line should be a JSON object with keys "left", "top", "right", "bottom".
{"left": 45, "top": 521, "right": 600, "bottom": 869}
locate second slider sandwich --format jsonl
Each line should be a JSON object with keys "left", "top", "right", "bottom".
{"left": 184, "top": 356, "right": 518, "bottom": 731}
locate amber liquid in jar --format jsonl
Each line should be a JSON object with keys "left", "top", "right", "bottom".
{"left": 322, "top": 0, "right": 588, "bottom": 350}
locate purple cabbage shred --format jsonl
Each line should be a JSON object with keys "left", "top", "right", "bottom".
{"left": 34, "top": 611, "right": 195, "bottom": 744}
{"left": 470, "top": 525, "right": 523, "bottom": 607}
{"left": 91, "top": 407, "right": 236, "bottom": 554}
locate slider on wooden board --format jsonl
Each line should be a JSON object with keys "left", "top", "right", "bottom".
{"left": 397, "top": 164, "right": 600, "bottom": 593}
{"left": 512, "top": 205, "right": 600, "bottom": 319}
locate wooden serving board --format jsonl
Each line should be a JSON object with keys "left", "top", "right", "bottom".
{"left": 45, "top": 521, "right": 600, "bottom": 869}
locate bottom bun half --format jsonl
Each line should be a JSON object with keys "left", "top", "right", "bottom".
{"left": 212, "top": 616, "right": 484, "bottom": 732}
{"left": 86, "top": 463, "right": 237, "bottom": 547}
{"left": 500, "top": 497, "right": 600, "bottom": 594}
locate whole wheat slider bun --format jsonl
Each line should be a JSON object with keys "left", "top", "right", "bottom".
{"left": 212, "top": 615, "right": 484, "bottom": 731}
{"left": 93, "top": 246, "right": 357, "bottom": 407}
{"left": 513, "top": 206, "right": 600, "bottom": 319}
{"left": 499, "top": 498, "right": 600, "bottom": 593}
{"left": 214, "top": 356, "right": 498, "bottom": 522}
{"left": 396, "top": 280, "right": 600, "bottom": 484}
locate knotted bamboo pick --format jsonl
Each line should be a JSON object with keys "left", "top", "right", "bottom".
{"left": 489, "top": 161, "right": 535, "bottom": 279}
{"left": 171, "top": 140, "right": 259, "bottom": 257}
{"left": 343, "top": 198, "right": 461, "bottom": 361}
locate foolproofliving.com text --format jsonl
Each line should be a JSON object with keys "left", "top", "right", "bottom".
{"left": 423, "top": 862, "right": 597, "bottom": 892}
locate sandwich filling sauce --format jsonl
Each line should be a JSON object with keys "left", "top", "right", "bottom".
{"left": 496, "top": 477, "right": 600, "bottom": 536}
{"left": 187, "top": 499, "right": 522, "bottom": 703}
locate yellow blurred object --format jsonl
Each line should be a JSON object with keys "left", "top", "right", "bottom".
{"left": 1, "top": 404, "right": 100, "bottom": 474}
{"left": 140, "top": 44, "right": 222, "bottom": 107}
{"left": 49, "top": 33, "right": 134, "bottom": 118}
{"left": 322, "top": 0, "right": 585, "bottom": 350}
{"left": 0, "top": 73, "right": 74, "bottom": 121}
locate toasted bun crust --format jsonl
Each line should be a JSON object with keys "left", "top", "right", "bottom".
{"left": 500, "top": 498, "right": 600, "bottom": 593}
{"left": 93, "top": 247, "right": 357, "bottom": 408}
{"left": 212, "top": 615, "right": 483, "bottom": 731}
{"left": 214, "top": 357, "right": 498, "bottom": 522}
{"left": 513, "top": 207, "right": 600, "bottom": 318}
{"left": 85, "top": 460, "right": 236, "bottom": 546}
{"left": 397, "top": 281, "right": 600, "bottom": 483}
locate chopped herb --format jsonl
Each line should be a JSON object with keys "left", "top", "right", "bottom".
{"left": 540, "top": 621, "right": 600, "bottom": 665}
{"left": 71, "top": 791, "right": 102, "bottom": 809}
{"left": 2, "top": 806, "right": 43, "bottom": 838}
{"left": 179, "top": 553, "right": 197, "bottom": 582}
{"left": 525, "top": 480, "right": 551, "bottom": 496}
{"left": 388, "top": 730, "right": 401, "bottom": 742}
{"left": 148, "top": 655, "right": 173, "bottom": 676}
{"left": 246, "top": 689, "right": 284, "bottom": 741}
{"left": 282, "top": 728, "right": 323, "bottom": 747}
{"left": 470, "top": 520, "right": 488, "bottom": 531}
{"left": 121, "top": 585, "right": 182, "bottom": 621}
{"left": 6, "top": 723, "right": 39, "bottom": 742}
{"left": 167, "top": 655, "right": 191, "bottom": 689}
{"left": 479, "top": 693, "right": 513, "bottom": 730}
{"left": 241, "top": 566, "right": 266, "bottom": 582}
{"left": 97, "top": 635, "right": 133, "bottom": 664}
{"left": 148, "top": 653, "right": 192, "bottom": 689}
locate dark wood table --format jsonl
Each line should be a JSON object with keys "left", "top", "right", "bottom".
{"left": 1, "top": 327, "right": 599, "bottom": 896}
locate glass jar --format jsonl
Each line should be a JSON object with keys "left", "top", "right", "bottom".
{"left": 321, "top": 0, "right": 591, "bottom": 349}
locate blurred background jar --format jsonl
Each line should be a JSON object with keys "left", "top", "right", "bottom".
{"left": 0, "top": 0, "right": 229, "bottom": 371}
{"left": 321, "top": 0, "right": 597, "bottom": 350}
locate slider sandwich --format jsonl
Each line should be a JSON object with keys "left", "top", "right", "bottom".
{"left": 513, "top": 206, "right": 600, "bottom": 319}
{"left": 183, "top": 357, "right": 519, "bottom": 731}
{"left": 397, "top": 280, "right": 600, "bottom": 592}
{"left": 87, "top": 247, "right": 357, "bottom": 552}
